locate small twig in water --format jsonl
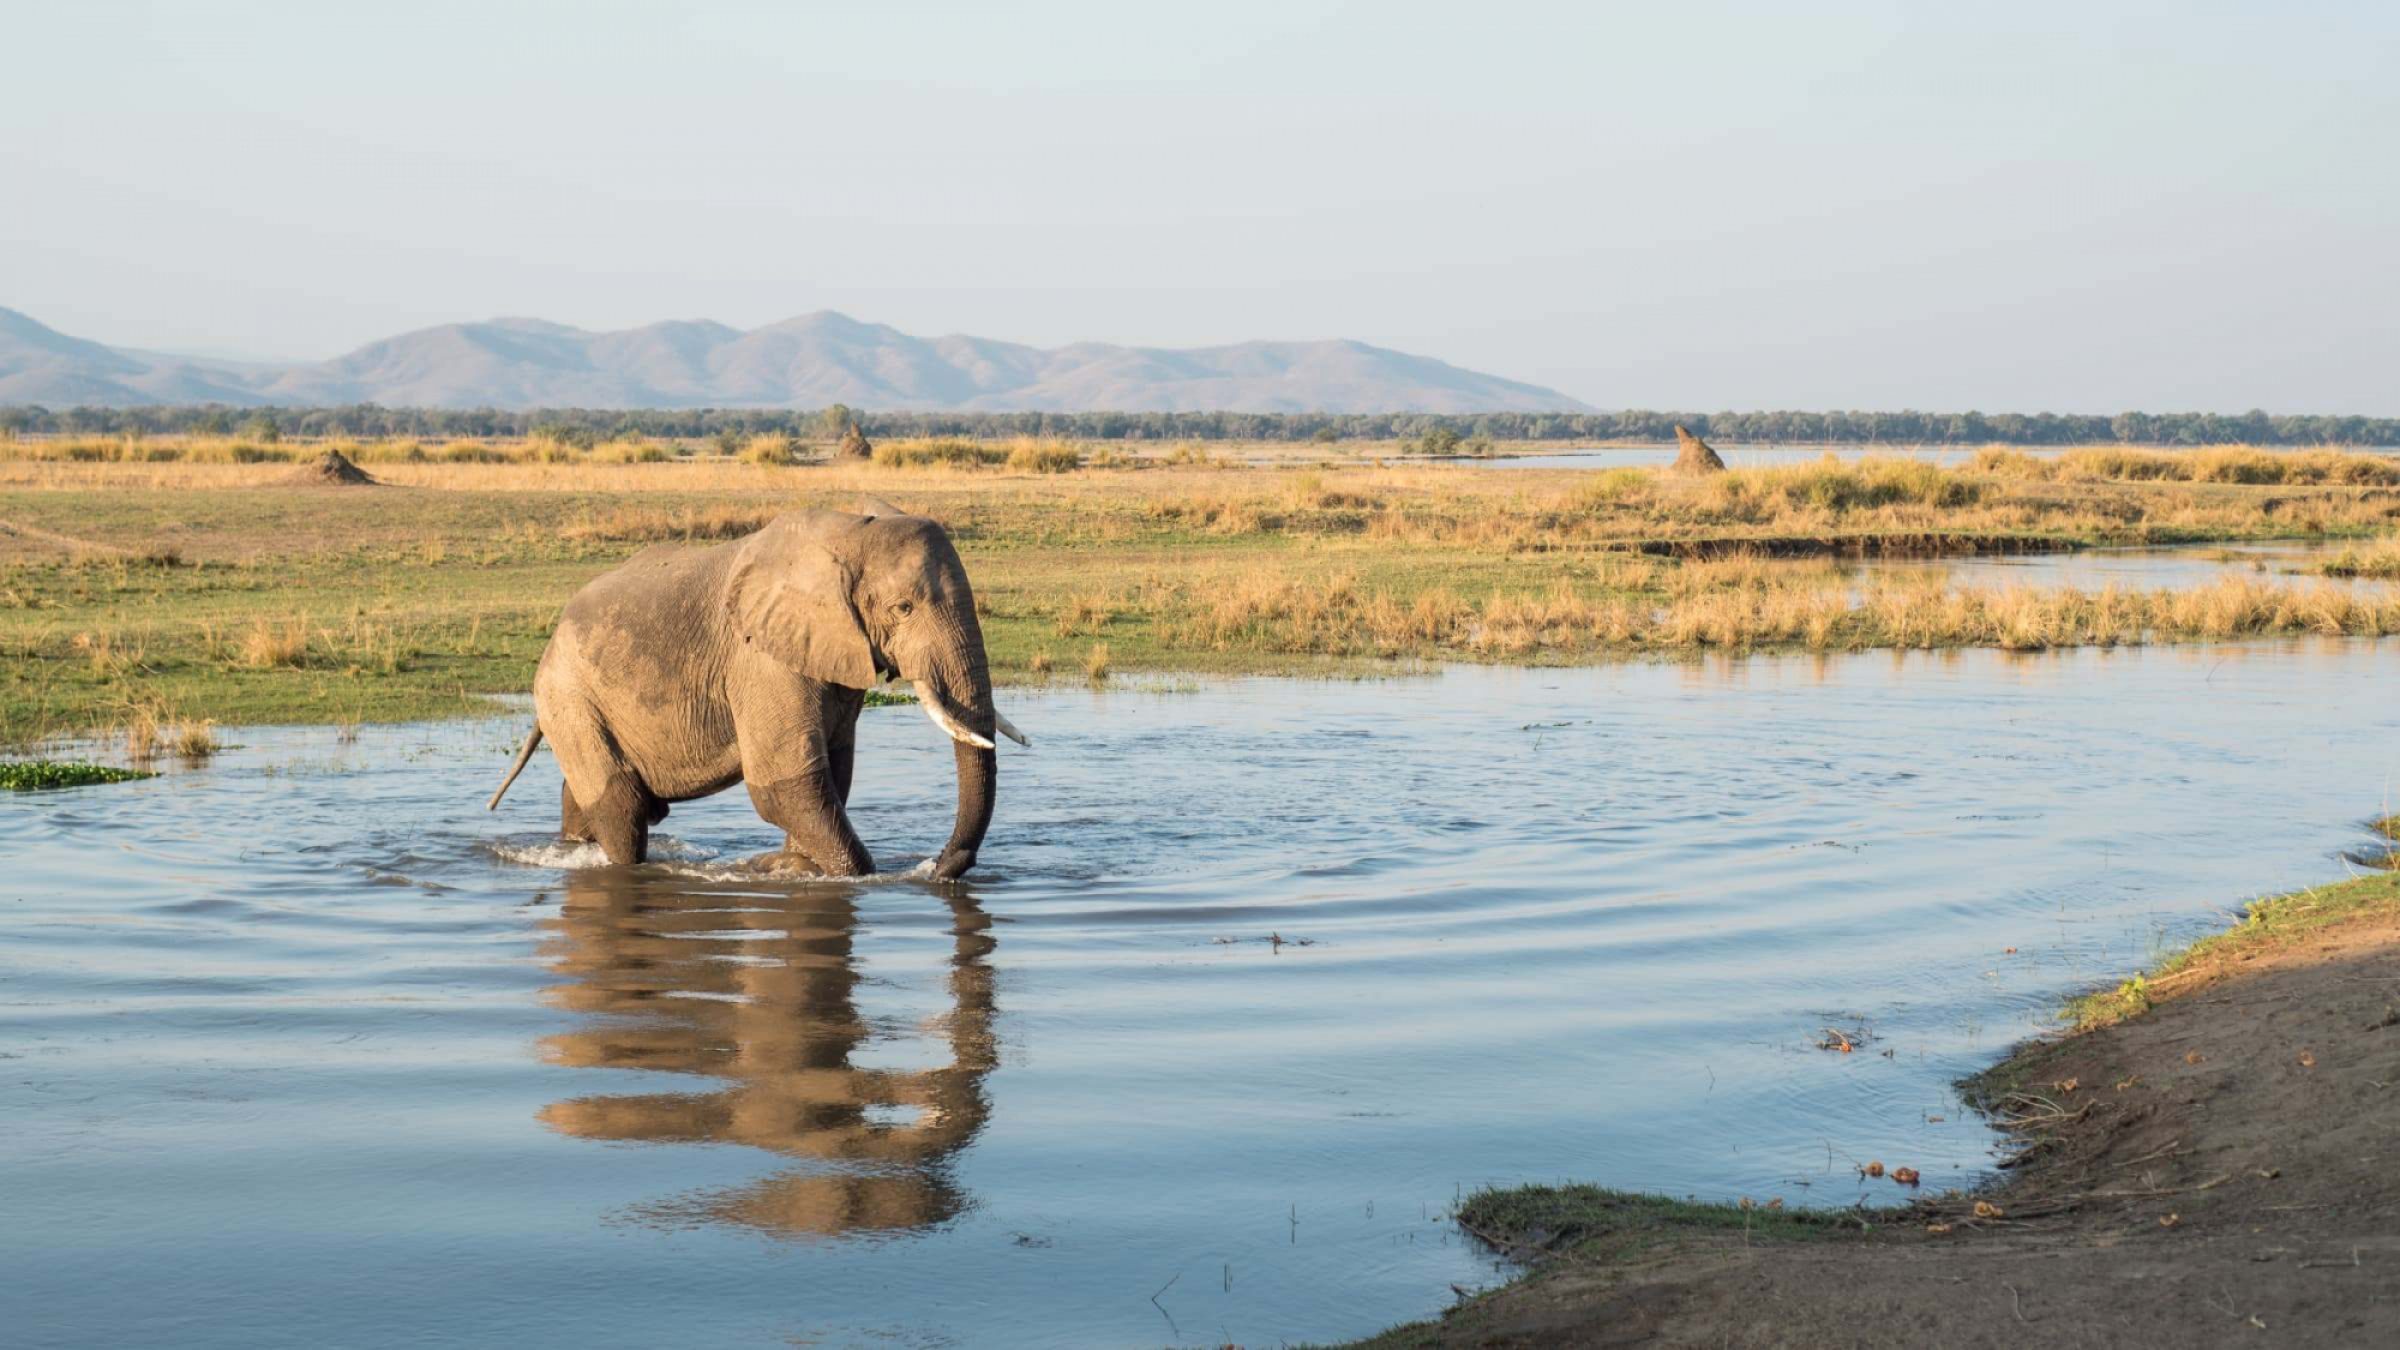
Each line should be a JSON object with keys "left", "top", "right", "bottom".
{"left": 1148, "top": 1271, "right": 1180, "bottom": 1336}
{"left": 2006, "top": 1283, "right": 2028, "bottom": 1324}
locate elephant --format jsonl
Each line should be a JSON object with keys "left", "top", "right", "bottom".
{"left": 486, "top": 497, "right": 1026, "bottom": 878}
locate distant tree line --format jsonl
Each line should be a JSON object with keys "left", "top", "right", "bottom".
{"left": 2, "top": 403, "right": 2395, "bottom": 447}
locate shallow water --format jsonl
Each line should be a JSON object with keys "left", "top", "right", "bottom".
{"left": 7, "top": 639, "right": 2399, "bottom": 1347}
{"left": 1886, "top": 540, "right": 2368, "bottom": 592}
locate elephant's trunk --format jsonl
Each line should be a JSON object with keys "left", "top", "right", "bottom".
{"left": 924, "top": 621, "right": 997, "bottom": 881}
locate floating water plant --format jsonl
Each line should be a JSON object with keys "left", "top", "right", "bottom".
{"left": 0, "top": 760, "right": 155, "bottom": 791}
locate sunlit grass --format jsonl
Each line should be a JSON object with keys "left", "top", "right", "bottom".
{"left": 4, "top": 448, "right": 2397, "bottom": 742}
{"left": 2319, "top": 537, "right": 2400, "bottom": 579}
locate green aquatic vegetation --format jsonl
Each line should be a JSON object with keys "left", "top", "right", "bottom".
{"left": 2060, "top": 868, "right": 2400, "bottom": 1031}
{"left": 1330, "top": 1184, "right": 1852, "bottom": 1347}
{"left": 1456, "top": 1183, "right": 1849, "bottom": 1258}
{"left": 0, "top": 759, "right": 155, "bottom": 790}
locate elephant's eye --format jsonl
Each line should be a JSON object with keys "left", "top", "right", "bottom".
{"left": 894, "top": 600, "right": 915, "bottom": 617}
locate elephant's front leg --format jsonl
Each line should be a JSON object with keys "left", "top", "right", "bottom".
{"left": 732, "top": 673, "right": 874, "bottom": 876}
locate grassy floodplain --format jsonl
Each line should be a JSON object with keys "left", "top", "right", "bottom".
{"left": 2, "top": 435, "right": 2398, "bottom": 746}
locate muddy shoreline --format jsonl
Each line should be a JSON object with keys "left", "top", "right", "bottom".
{"left": 1350, "top": 871, "right": 2400, "bottom": 1348}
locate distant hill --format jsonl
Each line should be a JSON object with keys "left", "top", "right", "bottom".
{"left": 0, "top": 307, "right": 1593, "bottom": 413}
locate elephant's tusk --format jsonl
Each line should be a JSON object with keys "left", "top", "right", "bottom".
{"left": 914, "top": 680, "right": 996, "bottom": 750}
{"left": 994, "top": 710, "right": 1030, "bottom": 748}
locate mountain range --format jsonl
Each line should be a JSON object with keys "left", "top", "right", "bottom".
{"left": 0, "top": 307, "right": 1591, "bottom": 413}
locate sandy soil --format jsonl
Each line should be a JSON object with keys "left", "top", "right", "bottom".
{"left": 1378, "top": 915, "right": 2400, "bottom": 1348}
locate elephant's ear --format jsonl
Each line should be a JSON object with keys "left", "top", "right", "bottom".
{"left": 724, "top": 517, "right": 878, "bottom": 688}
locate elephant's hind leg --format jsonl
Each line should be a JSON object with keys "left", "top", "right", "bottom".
{"left": 583, "top": 776, "right": 658, "bottom": 865}
{"left": 545, "top": 699, "right": 656, "bottom": 866}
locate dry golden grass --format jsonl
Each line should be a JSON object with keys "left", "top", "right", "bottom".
{"left": 1053, "top": 592, "right": 1114, "bottom": 636}
{"left": 739, "top": 433, "right": 800, "bottom": 467}
{"left": 558, "top": 502, "right": 779, "bottom": 544}
{"left": 121, "top": 701, "right": 163, "bottom": 766}
{"left": 1004, "top": 438, "right": 1084, "bottom": 473}
{"left": 2319, "top": 537, "right": 2400, "bottom": 579}
{"left": 1971, "top": 445, "right": 2400, "bottom": 486}
{"left": 1137, "top": 566, "right": 2400, "bottom": 659}
{"left": 237, "top": 617, "right": 310, "bottom": 669}
{"left": 5, "top": 444, "right": 2397, "bottom": 741}
{"left": 1084, "top": 641, "right": 1112, "bottom": 681}
{"left": 171, "top": 718, "right": 218, "bottom": 761}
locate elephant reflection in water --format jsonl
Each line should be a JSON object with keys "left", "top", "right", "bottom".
{"left": 533, "top": 868, "right": 997, "bottom": 1238}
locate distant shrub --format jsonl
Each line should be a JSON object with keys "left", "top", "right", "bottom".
{"left": 2025, "top": 445, "right": 2400, "bottom": 487}
{"left": 1966, "top": 448, "right": 2044, "bottom": 477}
{"left": 1576, "top": 467, "right": 1655, "bottom": 508}
{"left": 529, "top": 422, "right": 596, "bottom": 451}
{"left": 439, "top": 442, "right": 512, "bottom": 464}
{"left": 1006, "top": 439, "right": 1084, "bottom": 473}
{"left": 874, "top": 438, "right": 1005, "bottom": 468}
{"left": 181, "top": 439, "right": 291, "bottom": 464}
{"left": 594, "top": 438, "right": 670, "bottom": 464}
{"left": 1704, "top": 456, "right": 1979, "bottom": 516}
{"left": 740, "top": 433, "right": 800, "bottom": 467}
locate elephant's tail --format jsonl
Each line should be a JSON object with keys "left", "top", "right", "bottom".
{"left": 486, "top": 724, "right": 544, "bottom": 811}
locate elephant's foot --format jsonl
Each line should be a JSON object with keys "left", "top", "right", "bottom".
{"left": 781, "top": 837, "right": 874, "bottom": 878}
{"left": 578, "top": 777, "right": 657, "bottom": 866}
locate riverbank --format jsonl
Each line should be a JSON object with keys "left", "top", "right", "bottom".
{"left": 1349, "top": 865, "right": 2400, "bottom": 1348}
{"left": 3, "top": 451, "right": 2397, "bottom": 745}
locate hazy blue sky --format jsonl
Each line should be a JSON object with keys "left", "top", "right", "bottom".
{"left": 5, "top": 1, "right": 2395, "bottom": 411}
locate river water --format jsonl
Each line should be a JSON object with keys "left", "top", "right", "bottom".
{"left": 7, "top": 636, "right": 2398, "bottom": 1346}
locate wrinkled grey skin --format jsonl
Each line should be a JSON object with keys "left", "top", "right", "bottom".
{"left": 490, "top": 503, "right": 997, "bottom": 879}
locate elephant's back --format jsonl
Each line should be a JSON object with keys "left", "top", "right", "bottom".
{"left": 547, "top": 543, "right": 738, "bottom": 765}
{"left": 561, "top": 542, "right": 732, "bottom": 637}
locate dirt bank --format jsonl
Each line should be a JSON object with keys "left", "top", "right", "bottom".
{"left": 1358, "top": 872, "right": 2400, "bottom": 1348}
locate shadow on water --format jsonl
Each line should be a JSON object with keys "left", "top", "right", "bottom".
{"left": 534, "top": 868, "right": 997, "bottom": 1240}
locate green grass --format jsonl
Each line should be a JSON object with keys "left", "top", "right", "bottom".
{"left": 2061, "top": 868, "right": 2400, "bottom": 1030}
{"left": 5, "top": 459, "right": 2397, "bottom": 743}
{"left": 0, "top": 759, "right": 154, "bottom": 790}
{"left": 1329, "top": 1184, "right": 1851, "bottom": 1348}
{"left": 1457, "top": 1183, "right": 1849, "bottom": 1257}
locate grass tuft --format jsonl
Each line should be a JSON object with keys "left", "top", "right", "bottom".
{"left": 237, "top": 617, "right": 310, "bottom": 669}
{"left": 171, "top": 719, "right": 219, "bottom": 761}
{"left": 2318, "top": 537, "right": 2400, "bottom": 580}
